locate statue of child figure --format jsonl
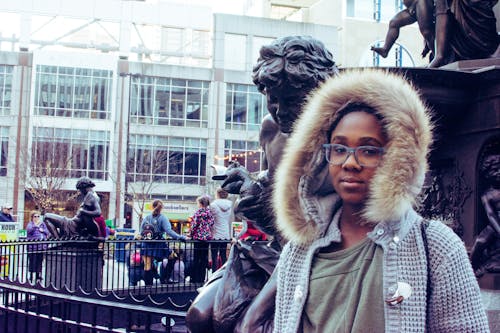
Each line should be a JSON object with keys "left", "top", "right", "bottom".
{"left": 371, "top": 0, "right": 434, "bottom": 60}
{"left": 470, "top": 154, "right": 500, "bottom": 277}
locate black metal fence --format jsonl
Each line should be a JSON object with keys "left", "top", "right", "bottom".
{"left": 0, "top": 238, "right": 232, "bottom": 332}
{"left": 0, "top": 238, "right": 230, "bottom": 292}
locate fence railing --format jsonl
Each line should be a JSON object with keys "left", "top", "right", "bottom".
{"left": 0, "top": 238, "right": 230, "bottom": 294}
{"left": 0, "top": 237, "right": 232, "bottom": 332}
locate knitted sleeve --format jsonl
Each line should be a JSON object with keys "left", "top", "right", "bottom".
{"left": 427, "top": 222, "right": 490, "bottom": 332}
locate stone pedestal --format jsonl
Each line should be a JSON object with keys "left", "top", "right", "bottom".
{"left": 392, "top": 59, "right": 500, "bottom": 328}
{"left": 394, "top": 59, "right": 499, "bottom": 282}
{"left": 45, "top": 247, "right": 103, "bottom": 292}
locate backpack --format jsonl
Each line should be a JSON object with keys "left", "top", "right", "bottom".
{"left": 141, "top": 214, "right": 161, "bottom": 240}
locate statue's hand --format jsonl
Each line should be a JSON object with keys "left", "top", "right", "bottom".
{"left": 221, "top": 165, "right": 252, "bottom": 194}
{"left": 234, "top": 182, "right": 264, "bottom": 220}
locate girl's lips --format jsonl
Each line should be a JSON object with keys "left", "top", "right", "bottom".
{"left": 339, "top": 178, "right": 365, "bottom": 191}
{"left": 340, "top": 177, "right": 363, "bottom": 183}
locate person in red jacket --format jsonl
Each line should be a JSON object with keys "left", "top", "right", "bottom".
{"left": 237, "top": 220, "right": 267, "bottom": 241}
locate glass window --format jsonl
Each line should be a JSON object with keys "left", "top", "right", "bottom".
{"left": 223, "top": 140, "right": 263, "bottom": 173}
{"left": 170, "top": 85, "right": 186, "bottom": 127}
{"left": 226, "top": 83, "right": 267, "bottom": 131}
{"left": 126, "top": 135, "right": 207, "bottom": 186}
{"left": 32, "top": 127, "right": 110, "bottom": 180}
{"left": 34, "top": 65, "right": 112, "bottom": 119}
{"left": 0, "top": 66, "right": 13, "bottom": 116}
{"left": 0, "top": 126, "right": 8, "bottom": 176}
{"left": 130, "top": 76, "right": 209, "bottom": 128}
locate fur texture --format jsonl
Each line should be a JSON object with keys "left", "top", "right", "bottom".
{"left": 273, "top": 69, "right": 433, "bottom": 244}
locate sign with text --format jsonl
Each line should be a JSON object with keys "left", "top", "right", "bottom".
{"left": 0, "top": 222, "right": 18, "bottom": 241}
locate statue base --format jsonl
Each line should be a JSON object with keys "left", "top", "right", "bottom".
{"left": 45, "top": 247, "right": 103, "bottom": 292}
{"left": 439, "top": 57, "right": 500, "bottom": 71}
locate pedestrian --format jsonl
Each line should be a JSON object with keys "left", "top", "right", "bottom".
{"left": 126, "top": 242, "right": 144, "bottom": 287}
{"left": 271, "top": 69, "right": 489, "bottom": 332}
{"left": 209, "top": 188, "right": 232, "bottom": 271}
{"left": 0, "top": 203, "right": 14, "bottom": 222}
{"left": 159, "top": 246, "right": 187, "bottom": 284}
{"left": 189, "top": 195, "right": 214, "bottom": 283}
{"left": 26, "top": 211, "right": 49, "bottom": 283}
{"left": 140, "top": 199, "right": 187, "bottom": 286}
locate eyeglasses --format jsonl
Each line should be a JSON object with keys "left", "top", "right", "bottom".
{"left": 33, "top": 215, "right": 40, "bottom": 218}
{"left": 7, "top": 208, "right": 12, "bottom": 210}
{"left": 323, "top": 143, "right": 385, "bottom": 167}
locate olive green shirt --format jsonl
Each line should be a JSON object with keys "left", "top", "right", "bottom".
{"left": 301, "top": 238, "right": 384, "bottom": 333}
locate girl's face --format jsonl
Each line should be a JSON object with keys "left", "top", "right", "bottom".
{"left": 328, "top": 111, "right": 387, "bottom": 208}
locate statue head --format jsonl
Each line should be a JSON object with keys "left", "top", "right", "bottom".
{"left": 75, "top": 177, "right": 96, "bottom": 191}
{"left": 480, "top": 154, "right": 500, "bottom": 185}
{"left": 252, "top": 36, "right": 338, "bottom": 133}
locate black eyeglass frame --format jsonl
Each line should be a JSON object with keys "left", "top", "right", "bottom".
{"left": 322, "top": 143, "right": 385, "bottom": 167}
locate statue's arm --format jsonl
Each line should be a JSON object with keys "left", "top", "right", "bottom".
{"left": 481, "top": 191, "right": 500, "bottom": 235}
{"left": 259, "top": 115, "right": 279, "bottom": 171}
{"left": 234, "top": 270, "right": 277, "bottom": 333}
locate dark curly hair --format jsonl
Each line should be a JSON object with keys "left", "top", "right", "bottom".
{"left": 252, "top": 36, "right": 338, "bottom": 92}
{"left": 75, "top": 177, "right": 95, "bottom": 190}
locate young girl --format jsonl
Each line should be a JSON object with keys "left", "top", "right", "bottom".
{"left": 272, "top": 70, "right": 488, "bottom": 332}
{"left": 189, "top": 195, "right": 214, "bottom": 283}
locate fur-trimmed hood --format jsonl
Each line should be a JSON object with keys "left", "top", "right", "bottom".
{"left": 273, "top": 69, "right": 433, "bottom": 245}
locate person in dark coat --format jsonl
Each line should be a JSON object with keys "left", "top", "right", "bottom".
{"left": 0, "top": 203, "right": 14, "bottom": 222}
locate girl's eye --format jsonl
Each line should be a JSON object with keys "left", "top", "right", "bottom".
{"left": 332, "top": 145, "right": 347, "bottom": 154}
{"left": 360, "top": 147, "right": 380, "bottom": 156}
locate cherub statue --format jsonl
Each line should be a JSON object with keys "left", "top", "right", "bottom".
{"left": 186, "top": 36, "right": 338, "bottom": 333}
{"left": 470, "top": 154, "right": 500, "bottom": 277}
{"left": 372, "top": 0, "right": 499, "bottom": 67}
{"left": 371, "top": 0, "right": 435, "bottom": 60}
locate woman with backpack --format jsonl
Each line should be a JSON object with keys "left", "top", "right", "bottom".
{"left": 140, "top": 199, "right": 186, "bottom": 286}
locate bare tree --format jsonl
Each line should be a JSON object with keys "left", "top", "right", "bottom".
{"left": 125, "top": 149, "right": 187, "bottom": 222}
{"left": 17, "top": 139, "right": 78, "bottom": 214}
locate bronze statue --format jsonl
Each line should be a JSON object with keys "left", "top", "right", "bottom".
{"left": 372, "top": 0, "right": 499, "bottom": 67}
{"left": 186, "top": 36, "right": 338, "bottom": 333}
{"left": 371, "top": 0, "right": 435, "bottom": 60}
{"left": 44, "top": 177, "right": 105, "bottom": 239}
{"left": 470, "top": 154, "right": 500, "bottom": 277}
{"left": 222, "top": 36, "right": 338, "bottom": 236}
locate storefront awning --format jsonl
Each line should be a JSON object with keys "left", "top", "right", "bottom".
{"left": 167, "top": 212, "right": 191, "bottom": 221}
